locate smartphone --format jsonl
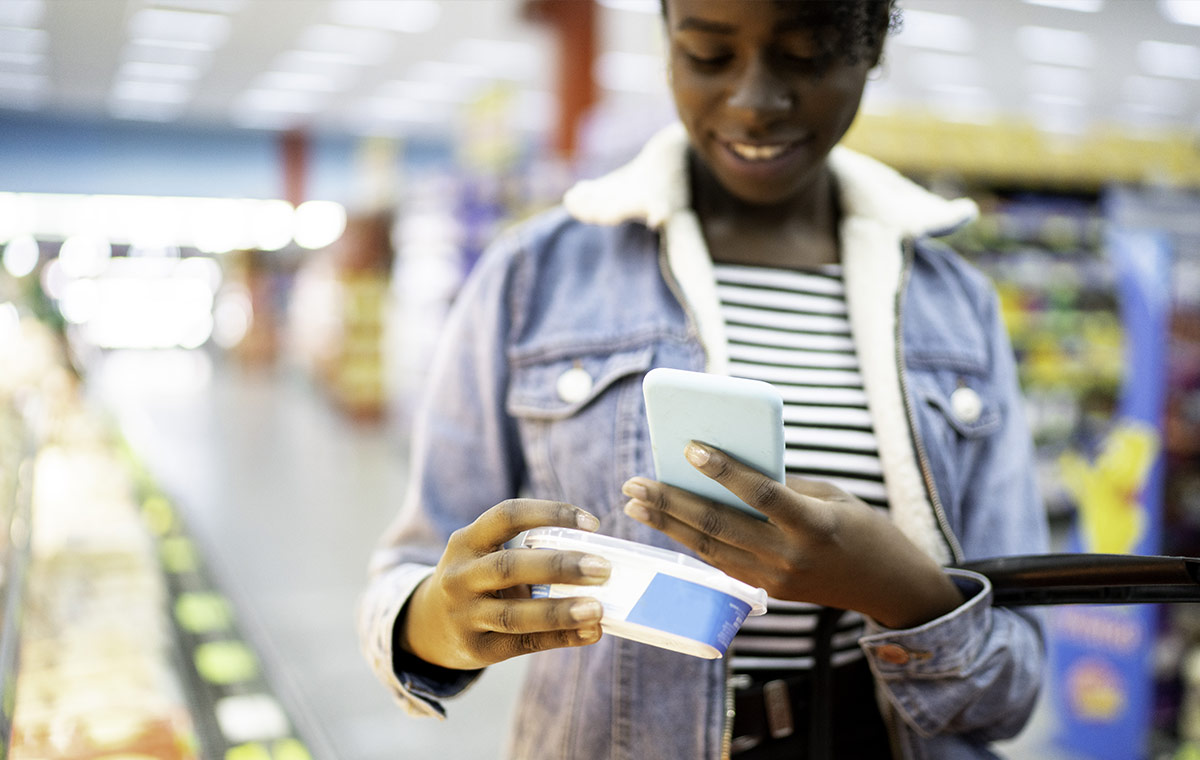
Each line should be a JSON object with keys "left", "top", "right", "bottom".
{"left": 642, "top": 367, "right": 785, "bottom": 521}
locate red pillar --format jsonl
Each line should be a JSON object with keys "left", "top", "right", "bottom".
{"left": 281, "top": 129, "right": 308, "bottom": 206}
{"left": 523, "top": 0, "right": 598, "bottom": 160}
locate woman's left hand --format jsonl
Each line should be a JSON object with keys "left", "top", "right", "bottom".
{"left": 621, "top": 441, "right": 963, "bottom": 629}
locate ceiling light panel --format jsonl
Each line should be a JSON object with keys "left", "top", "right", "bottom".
{"left": 254, "top": 70, "right": 346, "bottom": 92}
{"left": 1159, "top": 0, "right": 1200, "bottom": 26}
{"left": 1025, "top": 64, "right": 1092, "bottom": 98}
{"left": 1022, "top": 0, "right": 1103, "bottom": 12}
{"left": 911, "top": 52, "right": 983, "bottom": 88}
{"left": 117, "top": 61, "right": 204, "bottom": 81}
{"left": 452, "top": 38, "right": 540, "bottom": 82}
{"left": 142, "top": 0, "right": 246, "bottom": 12}
{"left": 1122, "top": 74, "right": 1188, "bottom": 109}
{"left": 0, "top": 0, "right": 43, "bottom": 27}
{"left": 0, "top": 71, "right": 47, "bottom": 92}
{"left": 128, "top": 8, "right": 231, "bottom": 49}
{"left": 295, "top": 24, "right": 393, "bottom": 65}
{"left": 235, "top": 88, "right": 324, "bottom": 114}
{"left": 329, "top": 0, "right": 440, "bottom": 34}
{"left": 376, "top": 79, "right": 471, "bottom": 104}
{"left": 0, "top": 26, "right": 47, "bottom": 55}
{"left": 1137, "top": 40, "right": 1200, "bottom": 80}
{"left": 123, "top": 40, "right": 214, "bottom": 66}
{"left": 111, "top": 79, "right": 192, "bottom": 103}
{"left": 1016, "top": 26, "right": 1095, "bottom": 67}
{"left": 895, "top": 10, "right": 975, "bottom": 54}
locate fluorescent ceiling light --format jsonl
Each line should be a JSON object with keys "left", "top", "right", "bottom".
{"left": 1025, "top": 64, "right": 1091, "bottom": 97}
{"left": 358, "top": 96, "right": 454, "bottom": 126}
{"left": 329, "top": 0, "right": 440, "bottom": 33}
{"left": 1023, "top": 0, "right": 1103, "bottom": 12}
{"left": 911, "top": 52, "right": 982, "bottom": 88}
{"left": 376, "top": 79, "right": 471, "bottom": 103}
{"left": 146, "top": 0, "right": 246, "bottom": 12}
{"left": 129, "top": 8, "right": 231, "bottom": 49}
{"left": 0, "top": 71, "right": 47, "bottom": 91}
{"left": 406, "top": 60, "right": 483, "bottom": 84}
{"left": 112, "top": 79, "right": 191, "bottom": 103}
{"left": 1137, "top": 40, "right": 1200, "bottom": 79}
{"left": 1159, "top": 0, "right": 1200, "bottom": 25}
{"left": 895, "top": 10, "right": 974, "bottom": 53}
{"left": 123, "top": 40, "right": 214, "bottom": 65}
{"left": 272, "top": 49, "right": 367, "bottom": 74}
{"left": 1016, "top": 26, "right": 1095, "bottom": 67}
{"left": 255, "top": 70, "right": 345, "bottom": 92}
{"left": 0, "top": 25, "right": 47, "bottom": 54}
{"left": 453, "top": 38, "right": 540, "bottom": 81}
{"left": 1122, "top": 74, "right": 1187, "bottom": 107}
{"left": 0, "top": 50, "right": 43, "bottom": 67}
{"left": 0, "top": 0, "right": 43, "bottom": 27}
{"left": 118, "top": 61, "right": 204, "bottom": 81}
{"left": 596, "top": 51, "right": 667, "bottom": 94}
{"left": 1031, "top": 91, "right": 1087, "bottom": 106}
{"left": 108, "top": 100, "right": 185, "bottom": 122}
{"left": 235, "top": 88, "right": 324, "bottom": 114}
{"left": 296, "top": 24, "right": 392, "bottom": 63}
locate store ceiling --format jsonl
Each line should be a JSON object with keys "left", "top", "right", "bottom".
{"left": 1, "top": 0, "right": 1198, "bottom": 140}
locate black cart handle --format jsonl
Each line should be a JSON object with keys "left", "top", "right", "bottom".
{"left": 952, "top": 554, "right": 1200, "bottom": 607}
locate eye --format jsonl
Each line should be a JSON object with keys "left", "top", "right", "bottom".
{"left": 686, "top": 52, "right": 732, "bottom": 68}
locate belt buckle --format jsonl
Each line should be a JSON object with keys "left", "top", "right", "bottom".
{"left": 762, "top": 679, "right": 794, "bottom": 740}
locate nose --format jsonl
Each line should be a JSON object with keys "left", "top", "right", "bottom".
{"left": 727, "top": 55, "right": 792, "bottom": 115}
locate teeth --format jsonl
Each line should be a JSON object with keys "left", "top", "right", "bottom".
{"left": 729, "top": 142, "right": 788, "bottom": 161}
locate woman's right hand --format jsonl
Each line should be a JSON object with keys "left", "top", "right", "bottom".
{"left": 398, "top": 499, "right": 612, "bottom": 671}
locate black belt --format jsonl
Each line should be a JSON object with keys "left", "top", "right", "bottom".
{"left": 730, "top": 610, "right": 892, "bottom": 759}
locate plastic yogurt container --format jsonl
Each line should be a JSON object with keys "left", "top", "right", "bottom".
{"left": 521, "top": 527, "right": 767, "bottom": 659}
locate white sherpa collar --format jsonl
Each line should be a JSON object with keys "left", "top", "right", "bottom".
{"left": 563, "top": 121, "right": 978, "bottom": 238}
{"left": 565, "top": 122, "right": 967, "bottom": 565}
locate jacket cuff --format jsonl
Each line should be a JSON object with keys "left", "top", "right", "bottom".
{"left": 357, "top": 563, "right": 483, "bottom": 718}
{"left": 858, "top": 569, "right": 991, "bottom": 733}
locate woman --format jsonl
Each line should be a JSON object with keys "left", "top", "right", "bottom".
{"left": 358, "top": 1, "right": 1049, "bottom": 758}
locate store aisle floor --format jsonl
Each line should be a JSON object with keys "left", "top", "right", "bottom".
{"left": 90, "top": 350, "right": 528, "bottom": 760}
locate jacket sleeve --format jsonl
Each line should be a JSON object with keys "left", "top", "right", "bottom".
{"left": 860, "top": 275, "right": 1050, "bottom": 741}
{"left": 356, "top": 229, "right": 528, "bottom": 718}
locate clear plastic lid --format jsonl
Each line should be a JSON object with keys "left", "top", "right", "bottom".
{"left": 521, "top": 527, "right": 767, "bottom": 615}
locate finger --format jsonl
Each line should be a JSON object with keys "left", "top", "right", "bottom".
{"left": 622, "top": 496, "right": 764, "bottom": 580}
{"left": 622, "top": 476, "right": 771, "bottom": 554}
{"left": 474, "top": 596, "right": 604, "bottom": 635}
{"left": 681, "top": 441, "right": 801, "bottom": 523}
{"left": 785, "top": 473, "right": 852, "bottom": 501}
{"left": 483, "top": 624, "right": 604, "bottom": 661}
{"left": 451, "top": 499, "right": 599, "bottom": 555}
{"left": 457, "top": 548, "right": 611, "bottom": 594}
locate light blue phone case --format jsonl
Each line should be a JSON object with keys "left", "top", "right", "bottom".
{"left": 642, "top": 368, "right": 785, "bottom": 521}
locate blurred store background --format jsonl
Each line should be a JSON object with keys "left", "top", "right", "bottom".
{"left": 1, "top": 0, "right": 1199, "bottom": 759}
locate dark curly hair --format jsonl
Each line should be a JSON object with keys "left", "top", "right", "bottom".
{"left": 660, "top": 0, "right": 902, "bottom": 69}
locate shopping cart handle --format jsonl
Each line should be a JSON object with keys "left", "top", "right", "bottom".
{"left": 952, "top": 554, "right": 1200, "bottom": 607}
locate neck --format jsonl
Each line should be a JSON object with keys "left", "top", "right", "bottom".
{"left": 688, "top": 151, "right": 842, "bottom": 268}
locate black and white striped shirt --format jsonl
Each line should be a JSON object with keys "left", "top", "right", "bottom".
{"left": 714, "top": 262, "right": 887, "bottom": 672}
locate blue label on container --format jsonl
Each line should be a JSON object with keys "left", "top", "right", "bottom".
{"left": 531, "top": 584, "right": 549, "bottom": 599}
{"left": 625, "top": 574, "right": 752, "bottom": 653}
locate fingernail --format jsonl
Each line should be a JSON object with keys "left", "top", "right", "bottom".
{"left": 623, "top": 500, "right": 651, "bottom": 523}
{"left": 578, "top": 627, "right": 601, "bottom": 642}
{"left": 685, "top": 441, "right": 710, "bottom": 465}
{"left": 622, "top": 481, "right": 648, "bottom": 501}
{"left": 579, "top": 555, "right": 611, "bottom": 578}
{"left": 570, "top": 599, "right": 603, "bottom": 622}
{"left": 575, "top": 511, "right": 600, "bottom": 531}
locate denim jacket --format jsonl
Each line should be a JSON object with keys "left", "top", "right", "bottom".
{"left": 359, "top": 124, "right": 1050, "bottom": 760}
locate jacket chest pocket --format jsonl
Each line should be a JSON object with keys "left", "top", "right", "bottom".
{"left": 907, "top": 360, "right": 1003, "bottom": 523}
{"left": 506, "top": 345, "right": 656, "bottom": 516}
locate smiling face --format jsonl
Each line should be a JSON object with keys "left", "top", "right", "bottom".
{"left": 664, "top": 0, "right": 882, "bottom": 211}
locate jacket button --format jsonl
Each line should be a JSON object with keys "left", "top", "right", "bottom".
{"left": 556, "top": 366, "right": 593, "bottom": 404}
{"left": 875, "top": 644, "right": 911, "bottom": 665}
{"left": 950, "top": 386, "right": 982, "bottom": 424}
